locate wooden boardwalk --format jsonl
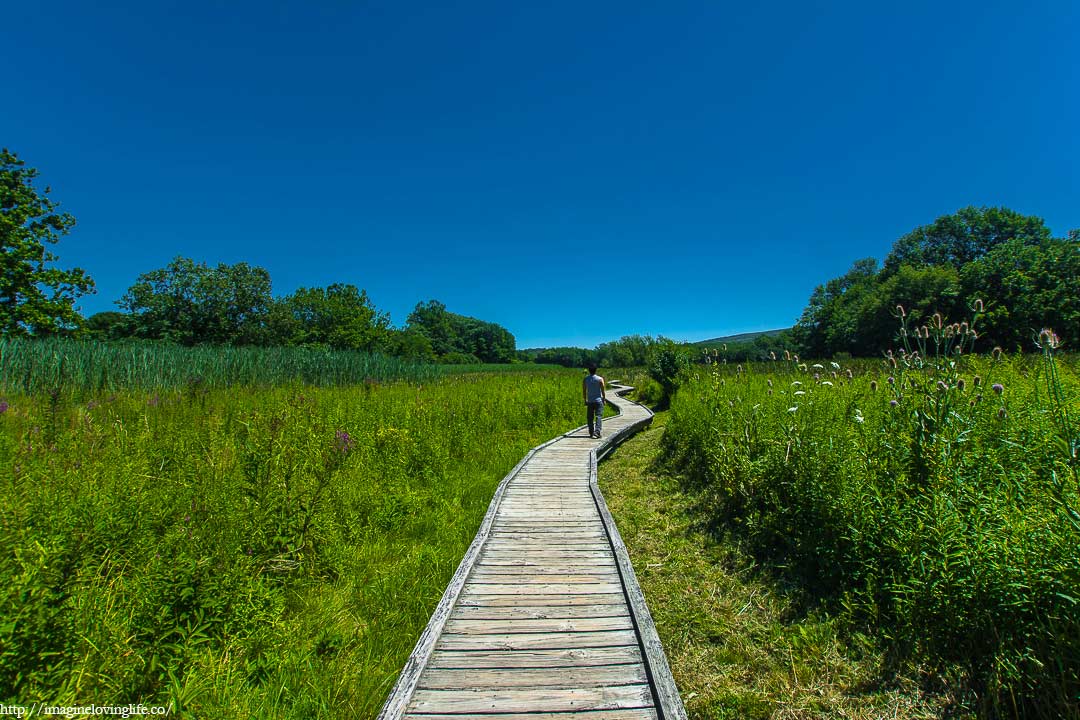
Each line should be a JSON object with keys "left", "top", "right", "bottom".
{"left": 379, "top": 385, "right": 685, "bottom": 720}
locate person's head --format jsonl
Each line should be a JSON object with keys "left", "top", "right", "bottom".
{"left": 587, "top": 363, "right": 598, "bottom": 375}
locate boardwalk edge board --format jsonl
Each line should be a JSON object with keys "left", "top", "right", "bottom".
{"left": 589, "top": 390, "right": 688, "bottom": 720}
{"left": 378, "top": 384, "right": 686, "bottom": 720}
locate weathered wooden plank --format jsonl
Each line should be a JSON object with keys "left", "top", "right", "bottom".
{"left": 405, "top": 711, "right": 658, "bottom": 720}
{"left": 416, "top": 663, "right": 648, "bottom": 689}
{"left": 437, "top": 629, "right": 638, "bottom": 651}
{"left": 425, "top": 646, "right": 644, "bottom": 670}
{"left": 473, "top": 564, "right": 618, "bottom": 574}
{"left": 455, "top": 592, "right": 628, "bottom": 608}
{"left": 443, "top": 616, "right": 633, "bottom": 634}
{"left": 405, "top": 710, "right": 657, "bottom": 720}
{"left": 461, "top": 582, "right": 623, "bottom": 596}
{"left": 408, "top": 684, "right": 653, "bottom": 714}
{"left": 451, "top": 604, "right": 629, "bottom": 620}
{"left": 469, "top": 573, "right": 620, "bottom": 585}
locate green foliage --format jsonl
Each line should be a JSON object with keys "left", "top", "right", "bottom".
{"left": 119, "top": 257, "right": 274, "bottom": 345}
{"left": 273, "top": 283, "right": 391, "bottom": 352}
{"left": 792, "top": 207, "right": 1077, "bottom": 357}
{"left": 960, "top": 237, "right": 1080, "bottom": 352}
{"left": 883, "top": 205, "right": 1052, "bottom": 274}
{"left": 647, "top": 339, "right": 693, "bottom": 405}
{"left": 0, "top": 370, "right": 583, "bottom": 715}
{"left": 406, "top": 300, "right": 515, "bottom": 363}
{"left": 0, "top": 148, "right": 95, "bottom": 336}
{"left": 662, "top": 338, "right": 1080, "bottom": 717}
{"left": 0, "top": 337, "right": 444, "bottom": 394}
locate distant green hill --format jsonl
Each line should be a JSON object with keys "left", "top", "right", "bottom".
{"left": 692, "top": 328, "right": 788, "bottom": 347}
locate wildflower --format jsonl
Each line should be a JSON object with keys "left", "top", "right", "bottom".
{"left": 812, "top": 363, "right": 824, "bottom": 370}
{"left": 887, "top": 376, "right": 895, "bottom": 384}
{"left": 0, "top": 400, "right": 7, "bottom": 414}
{"left": 793, "top": 354, "right": 799, "bottom": 363}
{"left": 960, "top": 322, "right": 969, "bottom": 335}
{"left": 889, "top": 399, "right": 899, "bottom": 407}
{"left": 973, "top": 298, "right": 984, "bottom": 312}
{"left": 854, "top": 410, "right": 864, "bottom": 423}
{"left": 896, "top": 304, "right": 906, "bottom": 317}
{"left": 830, "top": 361, "right": 840, "bottom": 370}
{"left": 870, "top": 381, "right": 878, "bottom": 391}
{"left": 813, "top": 373, "right": 820, "bottom": 381}
{"left": 1037, "top": 328, "right": 1062, "bottom": 349}
{"left": 784, "top": 350, "right": 791, "bottom": 361}
{"left": 334, "top": 430, "right": 355, "bottom": 454}
{"left": 846, "top": 369, "right": 853, "bottom": 379}
{"left": 769, "top": 351, "right": 777, "bottom": 361}
{"left": 87, "top": 400, "right": 99, "bottom": 410}
{"left": 957, "top": 378, "right": 966, "bottom": 392}
{"left": 992, "top": 383, "right": 1004, "bottom": 395}
{"left": 148, "top": 395, "right": 160, "bottom": 407}
{"left": 788, "top": 406, "right": 798, "bottom": 413}
{"left": 998, "top": 408, "right": 1007, "bottom": 420}
{"left": 889, "top": 357, "right": 898, "bottom": 369}
{"left": 767, "top": 378, "right": 773, "bottom": 387}
{"left": 768, "top": 389, "right": 774, "bottom": 396}
{"left": 973, "top": 375, "right": 981, "bottom": 387}
{"left": 791, "top": 381, "right": 802, "bottom": 387}
{"left": 936, "top": 380, "right": 947, "bottom": 392}
{"left": 993, "top": 346, "right": 1003, "bottom": 360}
{"left": 821, "top": 381, "right": 833, "bottom": 387}
{"left": 933, "top": 313, "right": 943, "bottom": 329}
{"left": 794, "top": 391, "right": 806, "bottom": 396}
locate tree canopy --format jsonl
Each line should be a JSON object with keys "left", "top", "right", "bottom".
{"left": 793, "top": 207, "right": 1077, "bottom": 357}
{"left": 406, "top": 300, "right": 516, "bottom": 363}
{"left": 119, "top": 257, "right": 273, "bottom": 345}
{"left": 0, "top": 149, "right": 95, "bottom": 336}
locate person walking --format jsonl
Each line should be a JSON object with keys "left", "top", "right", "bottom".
{"left": 583, "top": 364, "right": 607, "bottom": 438}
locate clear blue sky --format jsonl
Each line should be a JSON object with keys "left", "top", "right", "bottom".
{"left": 5, "top": 1, "right": 1077, "bottom": 348}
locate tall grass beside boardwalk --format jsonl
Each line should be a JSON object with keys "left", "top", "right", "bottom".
{"left": 0, "top": 337, "right": 449, "bottom": 394}
{"left": 0, "top": 370, "right": 582, "bottom": 717}
{"left": 662, "top": 345, "right": 1080, "bottom": 717}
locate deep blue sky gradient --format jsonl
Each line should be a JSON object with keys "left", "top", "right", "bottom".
{"left": 5, "top": 1, "right": 1077, "bottom": 347}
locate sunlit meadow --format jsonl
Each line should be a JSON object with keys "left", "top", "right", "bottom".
{"left": 0, "top": 369, "right": 583, "bottom": 717}
{"left": 663, "top": 308, "right": 1080, "bottom": 717}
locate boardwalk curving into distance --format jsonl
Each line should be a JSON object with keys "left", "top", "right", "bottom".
{"left": 379, "top": 385, "right": 686, "bottom": 720}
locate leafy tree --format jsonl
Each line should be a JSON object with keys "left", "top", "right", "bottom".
{"left": 119, "top": 257, "right": 273, "bottom": 345}
{"left": 858, "top": 264, "right": 961, "bottom": 351}
{"left": 883, "top": 206, "right": 1051, "bottom": 275}
{"left": 791, "top": 258, "right": 878, "bottom": 357}
{"left": 647, "top": 339, "right": 692, "bottom": 407}
{"left": 407, "top": 300, "right": 516, "bottom": 363}
{"left": 277, "top": 283, "right": 391, "bottom": 351}
{"left": 0, "top": 148, "right": 95, "bottom": 335}
{"left": 960, "top": 236, "right": 1080, "bottom": 351}
{"left": 84, "top": 311, "right": 131, "bottom": 340}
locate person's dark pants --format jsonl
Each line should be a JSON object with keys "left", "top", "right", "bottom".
{"left": 587, "top": 400, "right": 604, "bottom": 437}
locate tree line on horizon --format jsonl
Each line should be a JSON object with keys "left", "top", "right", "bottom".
{"left": 3, "top": 147, "right": 1078, "bottom": 365}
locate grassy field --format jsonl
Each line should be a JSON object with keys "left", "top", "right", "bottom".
{"left": 599, "top": 414, "right": 948, "bottom": 719}
{"left": 0, "top": 368, "right": 584, "bottom": 717}
{"left": 660, "top": 346, "right": 1080, "bottom": 718}
{"left": 0, "top": 336, "right": 562, "bottom": 395}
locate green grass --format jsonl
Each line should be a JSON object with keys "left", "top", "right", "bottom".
{"left": 660, "top": 349, "right": 1080, "bottom": 718}
{"left": 0, "top": 369, "right": 584, "bottom": 717}
{"left": 599, "top": 414, "right": 948, "bottom": 719}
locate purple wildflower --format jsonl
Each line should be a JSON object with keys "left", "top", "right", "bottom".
{"left": 0, "top": 400, "right": 8, "bottom": 414}
{"left": 335, "top": 430, "right": 355, "bottom": 454}
{"left": 889, "top": 399, "right": 899, "bottom": 407}
{"left": 992, "top": 383, "right": 1004, "bottom": 395}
